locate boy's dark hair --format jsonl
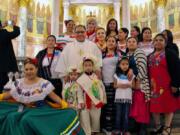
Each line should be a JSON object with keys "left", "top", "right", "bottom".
{"left": 115, "top": 56, "right": 129, "bottom": 76}
{"left": 83, "top": 59, "right": 94, "bottom": 65}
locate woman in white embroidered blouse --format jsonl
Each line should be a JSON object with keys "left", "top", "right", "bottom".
{"left": 1, "top": 58, "right": 64, "bottom": 104}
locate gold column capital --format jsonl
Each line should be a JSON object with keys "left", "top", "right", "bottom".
{"left": 153, "top": 0, "right": 167, "bottom": 8}
{"left": 18, "top": 0, "right": 30, "bottom": 7}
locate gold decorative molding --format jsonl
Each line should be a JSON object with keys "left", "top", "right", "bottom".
{"left": 18, "top": 0, "right": 30, "bottom": 7}
{"left": 153, "top": 0, "right": 167, "bottom": 8}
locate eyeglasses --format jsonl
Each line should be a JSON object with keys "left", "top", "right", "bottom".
{"left": 75, "top": 31, "right": 85, "bottom": 34}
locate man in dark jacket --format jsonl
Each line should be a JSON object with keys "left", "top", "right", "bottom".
{"left": 0, "top": 20, "right": 20, "bottom": 92}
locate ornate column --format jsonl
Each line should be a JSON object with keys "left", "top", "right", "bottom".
{"left": 18, "top": 0, "right": 29, "bottom": 57}
{"left": 51, "top": 0, "right": 60, "bottom": 36}
{"left": 113, "top": 0, "right": 121, "bottom": 27}
{"left": 154, "top": 0, "right": 167, "bottom": 32}
{"left": 122, "top": 0, "right": 130, "bottom": 31}
{"left": 63, "top": 0, "right": 70, "bottom": 32}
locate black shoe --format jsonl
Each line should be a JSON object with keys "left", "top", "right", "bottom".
{"left": 150, "top": 125, "right": 164, "bottom": 135}
{"left": 139, "top": 129, "right": 147, "bottom": 135}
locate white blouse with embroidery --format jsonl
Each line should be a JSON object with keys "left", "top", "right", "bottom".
{"left": 9, "top": 78, "right": 54, "bottom": 104}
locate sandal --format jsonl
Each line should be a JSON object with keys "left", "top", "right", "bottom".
{"left": 161, "top": 126, "right": 171, "bottom": 135}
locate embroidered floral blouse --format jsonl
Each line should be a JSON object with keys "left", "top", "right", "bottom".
{"left": 8, "top": 78, "right": 54, "bottom": 104}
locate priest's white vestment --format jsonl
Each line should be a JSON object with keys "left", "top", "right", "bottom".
{"left": 55, "top": 39, "right": 102, "bottom": 77}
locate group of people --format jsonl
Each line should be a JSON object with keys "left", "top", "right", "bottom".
{"left": 0, "top": 17, "right": 180, "bottom": 135}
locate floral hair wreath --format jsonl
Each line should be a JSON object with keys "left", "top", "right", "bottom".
{"left": 80, "top": 54, "right": 98, "bottom": 72}
{"left": 66, "top": 66, "right": 81, "bottom": 74}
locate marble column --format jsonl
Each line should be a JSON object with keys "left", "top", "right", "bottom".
{"left": 51, "top": 0, "right": 60, "bottom": 36}
{"left": 154, "top": 0, "right": 167, "bottom": 32}
{"left": 113, "top": 0, "right": 121, "bottom": 27}
{"left": 122, "top": 0, "right": 130, "bottom": 31}
{"left": 63, "top": 0, "right": 70, "bottom": 32}
{"left": 18, "top": 0, "right": 29, "bottom": 57}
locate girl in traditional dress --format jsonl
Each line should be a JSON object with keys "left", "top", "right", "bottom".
{"left": 113, "top": 57, "right": 134, "bottom": 135}
{"left": 86, "top": 18, "right": 97, "bottom": 42}
{"left": 138, "top": 27, "right": 154, "bottom": 56}
{"left": 95, "top": 27, "right": 107, "bottom": 53}
{"left": 106, "top": 18, "right": 118, "bottom": 38}
{"left": 36, "top": 35, "right": 62, "bottom": 98}
{"left": 148, "top": 34, "right": 180, "bottom": 135}
{"left": 62, "top": 67, "right": 84, "bottom": 109}
{"left": 101, "top": 36, "right": 119, "bottom": 134}
{"left": 126, "top": 37, "right": 150, "bottom": 135}
{"left": 77, "top": 55, "right": 106, "bottom": 135}
{"left": 0, "top": 58, "right": 85, "bottom": 135}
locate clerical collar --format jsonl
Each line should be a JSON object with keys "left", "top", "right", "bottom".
{"left": 85, "top": 72, "right": 93, "bottom": 76}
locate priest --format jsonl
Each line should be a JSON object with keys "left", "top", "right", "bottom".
{"left": 55, "top": 25, "right": 102, "bottom": 81}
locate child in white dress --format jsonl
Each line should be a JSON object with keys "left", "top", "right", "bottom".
{"left": 113, "top": 56, "right": 134, "bottom": 135}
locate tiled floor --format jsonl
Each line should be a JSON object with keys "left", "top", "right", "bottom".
{"left": 97, "top": 128, "right": 180, "bottom": 135}
{"left": 172, "top": 128, "right": 180, "bottom": 134}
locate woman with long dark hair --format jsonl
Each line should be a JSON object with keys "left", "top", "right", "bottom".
{"left": 162, "top": 29, "right": 179, "bottom": 57}
{"left": 106, "top": 18, "right": 118, "bottom": 38}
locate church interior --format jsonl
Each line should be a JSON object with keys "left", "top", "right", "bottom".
{"left": 0, "top": 0, "right": 180, "bottom": 58}
{"left": 0, "top": 0, "right": 180, "bottom": 134}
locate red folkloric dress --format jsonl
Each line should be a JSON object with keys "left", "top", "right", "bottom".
{"left": 148, "top": 51, "right": 178, "bottom": 113}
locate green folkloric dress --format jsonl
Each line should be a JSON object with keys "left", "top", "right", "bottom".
{"left": 62, "top": 82, "right": 84, "bottom": 109}
{"left": 0, "top": 78, "right": 85, "bottom": 135}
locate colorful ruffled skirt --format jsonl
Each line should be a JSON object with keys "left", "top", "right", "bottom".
{"left": 0, "top": 101, "right": 85, "bottom": 135}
